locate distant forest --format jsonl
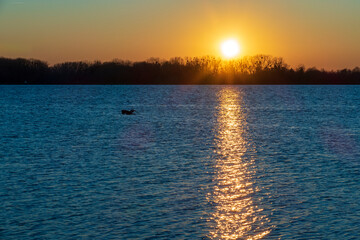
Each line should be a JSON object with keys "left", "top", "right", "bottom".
{"left": 1, "top": 55, "right": 360, "bottom": 84}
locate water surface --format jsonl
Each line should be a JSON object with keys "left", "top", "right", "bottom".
{"left": 1, "top": 85, "right": 359, "bottom": 239}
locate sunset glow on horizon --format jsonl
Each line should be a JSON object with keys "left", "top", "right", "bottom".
{"left": 1, "top": 0, "right": 360, "bottom": 69}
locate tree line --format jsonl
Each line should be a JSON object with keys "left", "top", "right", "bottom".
{"left": 1, "top": 55, "right": 360, "bottom": 84}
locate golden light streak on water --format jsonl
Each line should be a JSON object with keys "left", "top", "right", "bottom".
{"left": 208, "top": 87, "right": 270, "bottom": 240}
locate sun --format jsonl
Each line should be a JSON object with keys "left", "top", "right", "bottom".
{"left": 221, "top": 39, "right": 240, "bottom": 59}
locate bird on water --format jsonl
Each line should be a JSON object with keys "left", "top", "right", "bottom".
{"left": 122, "top": 109, "right": 136, "bottom": 115}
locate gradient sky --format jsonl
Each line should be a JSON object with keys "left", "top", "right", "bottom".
{"left": 1, "top": 0, "right": 360, "bottom": 69}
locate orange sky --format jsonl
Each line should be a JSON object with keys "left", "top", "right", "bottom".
{"left": 1, "top": 0, "right": 360, "bottom": 70}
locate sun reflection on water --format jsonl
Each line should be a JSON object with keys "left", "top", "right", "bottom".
{"left": 208, "top": 87, "right": 270, "bottom": 240}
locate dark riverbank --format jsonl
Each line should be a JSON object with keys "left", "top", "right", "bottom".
{"left": 1, "top": 56, "right": 360, "bottom": 84}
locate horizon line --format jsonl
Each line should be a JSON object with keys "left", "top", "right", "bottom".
{"left": 1, "top": 55, "right": 359, "bottom": 72}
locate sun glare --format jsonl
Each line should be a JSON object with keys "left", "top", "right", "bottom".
{"left": 221, "top": 39, "right": 240, "bottom": 59}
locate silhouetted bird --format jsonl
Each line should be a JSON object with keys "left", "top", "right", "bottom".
{"left": 122, "top": 109, "right": 136, "bottom": 115}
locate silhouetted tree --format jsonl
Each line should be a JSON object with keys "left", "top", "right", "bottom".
{"left": 0, "top": 56, "right": 359, "bottom": 84}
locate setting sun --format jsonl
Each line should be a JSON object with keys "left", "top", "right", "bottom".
{"left": 221, "top": 39, "right": 240, "bottom": 59}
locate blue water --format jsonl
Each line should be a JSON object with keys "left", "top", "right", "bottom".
{"left": 0, "top": 85, "right": 359, "bottom": 239}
